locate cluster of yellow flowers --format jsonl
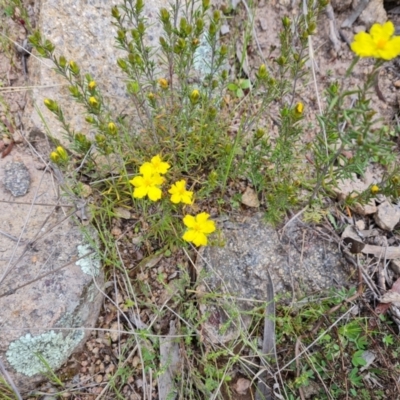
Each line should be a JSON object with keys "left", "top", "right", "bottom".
{"left": 130, "top": 155, "right": 216, "bottom": 246}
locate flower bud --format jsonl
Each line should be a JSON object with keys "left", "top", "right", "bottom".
{"left": 158, "top": 78, "right": 169, "bottom": 89}
{"left": 50, "top": 151, "right": 60, "bottom": 163}
{"left": 202, "top": 0, "right": 210, "bottom": 11}
{"left": 127, "top": 81, "right": 139, "bottom": 94}
{"left": 59, "top": 56, "right": 67, "bottom": 68}
{"left": 160, "top": 8, "right": 170, "bottom": 24}
{"left": 95, "top": 134, "right": 106, "bottom": 144}
{"left": 69, "top": 60, "right": 80, "bottom": 75}
{"left": 117, "top": 29, "right": 126, "bottom": 41}
{"left": 370, "top": 185, "right": 379, "bottom": 194}
{"left": 190, "top": 89, "right": 200, "bottom": 104}
{"left": 195, "top": 18, "right": 204, "bottom": 35}
{"left": 282, "top": 16, "right": 291, "bottom": 28}
{"left": 89, "top": 96, "right": 99, "bottom": 107}
{"left": 68, "top": 85, "right": 80, "bottom": 98}
{"left": 159, "top": 36, "right": 168, "bottom": 50}
{"left": 257, "top": 64, "right": 268, "bottom": 79}
{"left": 111, "top": 6, "right": 120, "bottom": 19}
{"left": 44, "top": 39, "right": 55, "bottom": 53}
{"left": 75, "top": 133, "right": 87, "bottom": 143}
{"left": 108, "top": 122, "right": 117, "bottom": 135}
{"left": 88, "top": 81, "right": 96, "bottom": 91}
{"left": 85, "top": 115, "right": 95, "bottom": 124}
{"left": 294, "top": 102, "right": 304, "bottom": 117}
{"left": 117, "top": 58, "right": 128, "bottom": 71}
{"left": 255, "top": 128, "right": 265, "bottom": 139}
{"left": 209, "top": 22, "right": 217, "bottom": 36}
{"left": 138, "top": 22, "right": 145, "bottom": 35}
{"left": 135, "top": 0, "right": 144, "bottom": 13}
{"left": 276, "top": 56, "right": 287, "bottom": 66}
{"left": 56, "top": 146, "right": 68, "bottom": 161}
{"left": 213, "top": 10, "right": 221, "bottom": 23}
{"left": 44, "top": 98, "right": 59, "bottom": 113}
{"left": 220, "top": 45, "right": 228, "bottom": 57}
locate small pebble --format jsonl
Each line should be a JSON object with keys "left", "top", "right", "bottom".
{"left": 4, "top": 161, "right": 30, "bottom": 197}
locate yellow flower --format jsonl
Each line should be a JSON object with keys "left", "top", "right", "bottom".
{"left": 89, "top": 96, "right": 99, "bottom": 107}
{"left": 140, "top": 155, "right": 170, "bottom": 175}
{"left": 130, "top": 170, "right": 165, "bottom": 202}
{"left": 158, "top": 78, "right": 169, "bottom": 89}
{"left": 371, "top": 184, "right": 379, "bottom": 194}
{"left": 351, "top": 21, "right": 400, "bottom": 60}
{"left": 88, "top": 80, "right": 96, "bottom": 91}
{"left": 169, "top": 180, "right": 193, "bottom": 204}
{"left": 182, "top": 212, "right": 216, "bottom": 246}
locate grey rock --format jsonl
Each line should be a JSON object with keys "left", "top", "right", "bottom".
{"left": 220, "top": 24, "right": 230, "bottom": 35}
{"left": 357, "top": 0, "right": 387, "bottom": 28}
{"left": 258, "top": 17, "right": 268, "bottom": 32}
{"left": 4, "top": 162, "right": 31, "bottom": 197}
{"left": 0, "top": 148, "right": 103, "bottom": 391}
{"left": 374, "top": 201, "right": 400, "bottom": 231}
{"left": 197, "top": 215, "right": 349, "bottom": 343}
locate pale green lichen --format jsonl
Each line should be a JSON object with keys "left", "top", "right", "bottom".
{"left": 6, "top": 330, "right": 84, "bottom": 377}
{"left": 193, "top": 34, "right": 226, "bottom": 78}
{"left": 76, "top": 244, "right": 101, "bottom": 276}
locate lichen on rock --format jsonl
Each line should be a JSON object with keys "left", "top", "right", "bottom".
{"left": 76, "top": 244, "right": 101, "bottom": 276}
{"left": 6, "top": 330, "right": 84, "bottom": 377}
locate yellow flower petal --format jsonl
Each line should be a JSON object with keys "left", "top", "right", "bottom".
{"left": 170, "top": 193, "right": 182, "bottom": 204}
{"left": 148, "top": 186, "right": 162, "bottom": 201}
{"left": 201, "top": 220, "right": 216, "bottom": 234}
{"left": 130, "top": 176, "right": 145, "bottom": 187}
{"left": 192, "top": 232, "right": 207, "bottom": 246}
{"left": 181, "top": 192, "right": 193, "bottom": 205}
{"left": 133, "top": 186, "right": 148, "bottom": 198}
{"left": 182, "top": 229, "right": 196, "bottom": 242}
{"left": 350, "top": 32, "right": 376, "bottom": 57}
{"left": 140, "top": 163, "right": 155, "bottom": 175}
{"left": 150, "top": 154, "right": 170, "bottom": 174}
{"left": 183, "top": 215, "right": 196, "bottom": 228}
{"left": 196, "top": 212, "right": 211, "bottom": 223}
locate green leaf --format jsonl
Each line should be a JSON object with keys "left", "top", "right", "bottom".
{"left": 227, "top": 83, "right": 238, "bottom": 91}
{"left": 352, "top": 350, "right": 367, "bottom": 367}
{"left": 383, "top": 334, "right": 394, "bottom": 346}
{"left": 236, "top": 88, "right": 244, "bottom": 98}
{"left": 240, "top": 79, "right": 251, "bottom": 89}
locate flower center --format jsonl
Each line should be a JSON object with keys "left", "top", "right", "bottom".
{"left": 144, "top": 177, "right": 153, "bottom": 187}
{"left": 193, "top": 223, "right": 201, "bottom": 233}
{"left": 376, "top": 38, "right": 387, "bottom": 49}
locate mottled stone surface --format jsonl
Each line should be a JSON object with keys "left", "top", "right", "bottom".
{"left": 25, "top": 0, "right": 172, "bottom": 144}
{"left": 197, "top": 214, "right": 350, "bottom": 343}
{"left": 0, "top": 148, "right": 103, "bottom": 391}
{"left": 4, "top": 161, "right": 31, "bottom": 197}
